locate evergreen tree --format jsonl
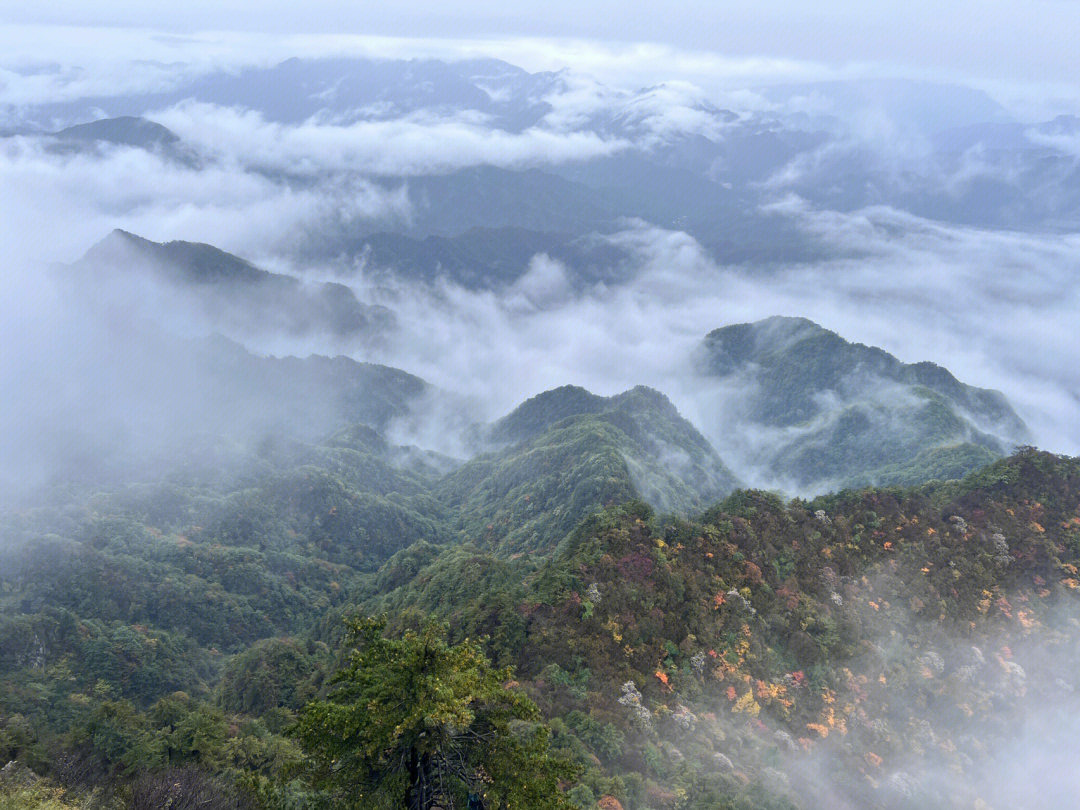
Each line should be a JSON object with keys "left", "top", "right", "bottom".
{"left": 292, "top": 617, "right": 577, "bottom": 809}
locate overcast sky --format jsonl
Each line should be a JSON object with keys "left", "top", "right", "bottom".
{"left": 1, "top": 1, "right": 1078, "bottom": 109}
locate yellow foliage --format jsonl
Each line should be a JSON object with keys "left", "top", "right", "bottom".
{"left": 0, "top": 784, "right": 82, "bottom": 810}
{"left": 732, "top": 691, "right": 761, "bottom": 717}
{"left": 604, "top": 618, "right": 623, "bottom": 643}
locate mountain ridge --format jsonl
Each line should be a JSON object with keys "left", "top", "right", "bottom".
{"left": 695, "top": 315, "right": 1028, "bottom": 490}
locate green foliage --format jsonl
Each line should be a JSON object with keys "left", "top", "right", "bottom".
{"left": 0, "top": 782, "right": 85, "bottom": 810}
{"left": 292, "top": 617, "right": 577, "bottom": 809}
{"left": 2, "top": 358, "right": 1076, "bottom": 810}
{"left": 219, "top": 638, "right": 326, "bottom": 715}
{"left": 698, "top": 317, "right": 1028, "bottom": 488}
{"left": 441, "top": 386, "right": 736, "bottom": 554}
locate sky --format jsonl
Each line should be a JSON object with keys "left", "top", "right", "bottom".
{"left": 1, "top": 0, "right": 1077, "bottom": 79}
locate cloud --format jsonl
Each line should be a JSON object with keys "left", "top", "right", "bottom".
{"left": 0, "top": 135, "right": 410, "bottom": 263}
{"left": 539, "top": 75, "right": 743, "bottom": 145}
{"left": 1025, "top": 126, "right": 1080, "bottom": 159}
{"left": 4, "top": 24, "right": 1078, "bottom": 126}
{"left": 1, "top": 43, "right": 1077, "bottom": 499}
{"left": 150, "top": 101, "right": 629, "bottom": 176}
{"left": 4, "top": 0, "right": 1080, "bottom": 96}
{"left": 313, "top": 209, "right": 1080, "bottom": 479}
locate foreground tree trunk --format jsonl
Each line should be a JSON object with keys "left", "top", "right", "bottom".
{"left": 408, "top": 750, "right": 438, "bottom": 810}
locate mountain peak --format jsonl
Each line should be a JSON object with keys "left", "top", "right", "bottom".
{"left": 701, "top": 315, "right": 832, "bottom": 374}
{"left": 490, "top": 385, "right": 606, "bottom": 445}
{"left": 696, "top": 316, "right": 1029, "bottom": 490}
{"left": 52, "top": 116, "right": 181, "bottom": 148}
{"left": 78, "top": 230, "right": 269, "bottom": 285}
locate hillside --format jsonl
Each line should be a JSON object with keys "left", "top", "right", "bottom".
{"left": 2, "top": 327, "right": 431, "bottom": 501}
{"left": 69, "top": 230, "right": 393, "bottom": 342}
{"left": 51, "top": 117, "right": 182, "bottom": 150}
{"left": 4, "top": 447, "right": 1079, "bottom": 809}
{"left": 36, "top": 116, "right": 200, "bottom": 166}
{"left": 441, "top": 386, "right": 740, "bottom": 553}
{"left": 695, "top": 316, "right": 1029, "bottom": 491}
{"left": 319, "top": 227, "right": 632, "bottom": 289}
{"left": 350, "top": 448, "right": 1080, "bottom": 808}
{"left": 3, "top": 24, "right": 1079, "bottom": 810}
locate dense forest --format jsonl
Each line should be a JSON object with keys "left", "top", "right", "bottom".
{"left": 4, "top": 434, "right": 1078, "bottom": 808}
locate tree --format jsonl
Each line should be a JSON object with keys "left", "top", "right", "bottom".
{"left": 292, "top": 617, "right": 577, "bottom": 810}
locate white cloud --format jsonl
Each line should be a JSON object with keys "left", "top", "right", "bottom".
{"left": 322, "top": 211, "right": 1080, "bottom": 473}
{"left": 150, "top": 101, "right": 629, "bottom": 176}
{"left": 0, "top": 136, "right": 410, "bottom": 263}
{"left": 3, "top": 23, "right": 1077, "bottom": 124}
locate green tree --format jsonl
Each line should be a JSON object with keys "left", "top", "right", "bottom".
{"left": 292, "top": 617, "right": 577, "bottom": 810}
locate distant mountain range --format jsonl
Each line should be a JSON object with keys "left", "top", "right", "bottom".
{"left": 50, "top": 228, "right": 1031, "bottom": 499}
{"left": 6, "top": 57, "right": 1078, "bottom": 255}
{"left": 68, "top": 229, "right": 393, "bottom": 342}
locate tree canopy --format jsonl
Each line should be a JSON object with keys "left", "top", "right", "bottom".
{"left": 291, "top": 617, "right": 577, "bottom": 809}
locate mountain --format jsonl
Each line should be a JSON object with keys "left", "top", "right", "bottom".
{"left": 0, "top": 379, "right": 744, "bottom": 652}
{"left": 8, "top": 442, "right": 1080, "bottom": 809}
{"left": 397, "top": 166, "right": 616, "bottom": 237}
{"left": 18, "top": 57, "right": 562, "bottom": 131}
{"left": 45, "top": 116, "right": 197, "bottom": 164}
{"left": 765, "top": 137, "right": 1080, "bottom": 230}
{"left": 365, "top": 448, "right": 1080, "bottom": 810}
{"left": 438, "top": 385, "right": 740, "bottom": 553}
{"left": 2, "top": 319, "right": 431, "bottom": 501}
{"left": 304, "top": 226, "right": 632, "bottom": 289}
{"left": 70, "top": 229, "right": 393, "bottom": 342}
{"left": 762, "top": 78, "right": 1015, "bottom": 136}
{"left": 53, "top": 116, "right": 178, "bottom": 146}
{"left": 7, "top": 51, "right": 1080, "bottom": 810}
{"left": 302, "top": 160, "right": 817, "bottom": 267}
{"left": 552, "top": 153, "right": 817, "bottom": 263}
{"left": 193, "top": 338, "right": 430, "bottom": 440}
{"left": 695, "top": 316, "right": 1028, "bottom": 490}
{"left": 13, "top": 59, "right": 1080, "bottom": 241}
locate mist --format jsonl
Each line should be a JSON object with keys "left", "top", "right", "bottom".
{"left": 2, "top": 52, "right": 1079, "bottom": 498}
{"left": 647, "top": 582, "right": 1080, "bottom": 810}
{"left": 346, "top": 212, "right": 1080, "bottom": 465}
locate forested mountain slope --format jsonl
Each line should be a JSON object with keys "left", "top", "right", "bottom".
{"left": 69, "top": 230, "right": 393, "bottom": 342}
{"left": 441, "top": 385, "right": 740, "bottom": 553}
{"left": 3, "top": 447, "right": 1079, "bottom": 809}
{"left": 696, "top": 316, "right": 1029, "bottom": 491}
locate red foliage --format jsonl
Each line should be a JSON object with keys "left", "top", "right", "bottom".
{"left": 744, "top": 561, "right": 764, "bottom": 584}
{"left": 616, "top": 551, "right": 655, "bottom": 584}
